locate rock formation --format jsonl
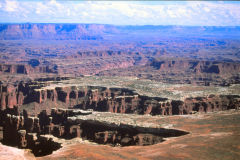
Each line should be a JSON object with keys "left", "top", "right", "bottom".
{"left": 0, "top": 64, "right": 58, "bottom": 75}
{"left": 1, "top": 24, "right": 239, "bottom": 40}
{"left": 0, "top": 24, "right": 107, "bottom": 40}
{"left": 99, "top": 59, "right": 240, "bottom": 86}
{"left": 1, "top": 80, "right": 240, "bottom": 116}
{"left": 1, "top": 107, "right": 188, "bottom": 157}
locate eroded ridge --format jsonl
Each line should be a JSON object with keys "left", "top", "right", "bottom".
{"left": 1, "top": 108, "right": 188, "bottom": 157}
{"left": 0, "top": 79, "right": 240, "bottom": 116}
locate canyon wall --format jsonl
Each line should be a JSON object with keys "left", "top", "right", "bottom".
{"left": 148, "top": 59, "right": 240, "bottom": 86}
{"left": 1, "top": 24, "right": 240, "bottom": 40}
{"left": 99, "top": 59, "right": 240, "bottom": 86}
{"left": 1, "top": 107, "right": 188, "bottom": 156}
{"left": 1, "top": 59, "right": 239, "bottom": 85}
{"left": 0, "top": 24, "right": 111, "bottom": 40}
{"left": 0, "top": 82, "right": 239, "bottom": 116}
{"left": 0, "top": 64, "right": 58, "bottom": 75}
{"left": 149, "top": 59, "right": 240, "bottom": 75}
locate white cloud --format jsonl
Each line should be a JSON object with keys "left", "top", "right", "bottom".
{"left": 4, "top": 0, "right": 18, "bottom": 12}
{"left": 204, "top": 7, "right": 210, "bottom": 13}
{"left": 0, "top": 1, "right": 240, "bottom": 26}
{"left": 36, "top": 2, "right": 46, "bottom": 14}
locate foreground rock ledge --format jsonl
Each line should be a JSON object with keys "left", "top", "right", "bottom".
{"left": 1, "top": 108, "right": 189, "bottom": 157}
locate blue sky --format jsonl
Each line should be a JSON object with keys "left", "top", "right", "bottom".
{"left": 0, "top": 0, "right": 240, "bottom": 26}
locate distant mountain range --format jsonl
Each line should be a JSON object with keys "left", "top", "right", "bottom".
{"left": 0, "top": 23, "right": 240, "bottom": 40}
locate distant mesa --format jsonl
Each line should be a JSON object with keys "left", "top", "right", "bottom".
{"left": 0, "top": 23, "right": 240, "bottom": 40}
{"left": 0, "top": 24, "right": 107, "bottom": 40}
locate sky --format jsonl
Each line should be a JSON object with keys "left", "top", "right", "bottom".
{"left": 0, "top": 0, "right": 240, "bottom": 26}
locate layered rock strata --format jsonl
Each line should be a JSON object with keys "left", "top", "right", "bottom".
{"left": 99, "top": 59, "right": 240, "bottom": 86}
{"left": 0, "top": 64, "right": 58, "bottom": 75}
{"left": 0, "top": 24, "right": 105, "bottom": 40}
{"left": 0, "top": 81, "right": 239, "bottom": 116}
{"left": 2, "top": 108, "right": 188, "bottom": 157}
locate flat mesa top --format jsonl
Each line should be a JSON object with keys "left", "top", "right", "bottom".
{"left": 67, "top": 110, "right": 163, "bottom": 129}
{"left": 37, "top": 76, "right": 240, "bottom": 101}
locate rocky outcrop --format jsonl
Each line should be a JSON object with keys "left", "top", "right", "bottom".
{"left": 1, "top": 81, "right": 240, "bottom": 116}
{"left": 1, "top": 24, "right": 240, "bottom": 40}
{"left": 149, "top": 59, "right": 240, "bottom": 75}
{"left": 37, "top": 86, "right": 240, "bottom": 115}
{"left": 0, "top": 64, "right": 28, "bottom": 74}
{"left": 0, "top": 83, "right": 34, "bottom": 110}
{"left": 0, "top": 64, "right": 58, "bottom": 75}
{"left": 0, "top": 85, "right": 20, "bottom": 110}
{"left": 2, "top": 108, "right": 188, "bottom": 155}
{"left": 1, "top": 110, "right": 61, "bottom": 156}
{"left": 0, "top": 24, "right": 108, "bottom": 40}
{"left": 100, "top": 59, "right": 240, "bottom": 86}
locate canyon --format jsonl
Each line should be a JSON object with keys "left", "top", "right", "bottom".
{"left": 1, "top": 24, "right": 240, "bottom": 79}
{"left": 0, "top": 23, "right": 240, "bottom": 160}
{"left": 2, "top": 108, "right": 189, "bottom": 156}
{"left": 0, "top": 77, "right": 240, "bottom": 115}
{"left": 0, "top": 76, "right": 239, "bottom": 158}
{"left": 99, "top": 58, "right": 240, "bottom": 86}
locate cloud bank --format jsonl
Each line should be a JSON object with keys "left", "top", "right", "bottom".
{"left": 0, "top": 0, "right": 240, "bottom": 26}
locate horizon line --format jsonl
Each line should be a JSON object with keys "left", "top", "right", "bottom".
{"left": 0, "top": 22, "right": 240, "bottom": 27}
